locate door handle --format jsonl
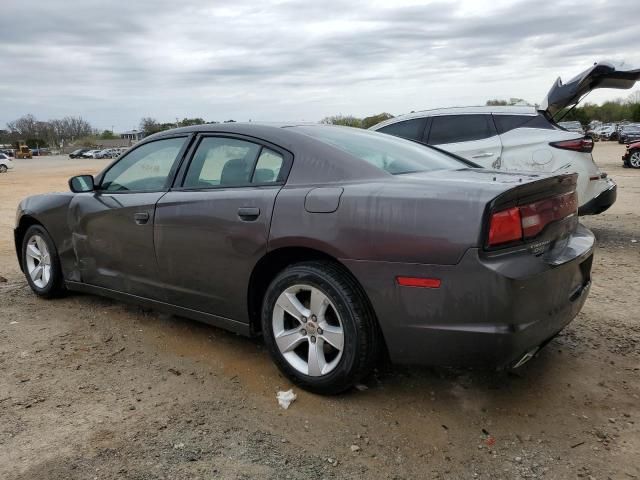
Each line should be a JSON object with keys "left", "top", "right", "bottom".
{"left": 471, "top": 152, "right": 494, "bottom": 158}
{"left": 237, "top": 207, "right": 260, "bottom": 221}
{"left": 134, "top": 212, "right": 150, "bottom": 225}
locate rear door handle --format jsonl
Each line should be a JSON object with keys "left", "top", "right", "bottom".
{"left": 237, "top": 207, "right": 260, "bottom": 221}
{"left": 471, "top": 152, "right": 494, "bottom": 158}
{"left": 134, "top": 212, "right": 150, "bottom": 225}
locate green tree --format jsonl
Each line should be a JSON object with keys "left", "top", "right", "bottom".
{"left": 139, "top": 117, "right": 165, "bottom": 135}
{"left": 25, "top": 138, "right": 48, "bottom": 148}
{"left": 178, "top": 117, "right": 206, "bottom": 127}
{"left": 631, "top": 103, "right": 640, "bottom": 122}
{"left": 320, "top": 115, "right": 363, "bottom": 128}
{"left": 486, "top": 98, "right": 532, "bottom": 106}
{"left": 99, "top": 129, "right": 117, "bottom": 139}
{"left": 362, "top": 113, "right": 394, "bottom": 129}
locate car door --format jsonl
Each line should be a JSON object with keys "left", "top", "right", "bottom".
{"left": 426, "top": 114, "right": 503, "bottom": 168}
{"left": 68, "top": 136, "right": 189, "bottom": 300}
{"left": 154, "top": 134, "right": 291, "bottom": 323}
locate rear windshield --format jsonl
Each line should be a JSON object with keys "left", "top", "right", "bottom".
{"left": 294, "top": 125, "right": 467, "bottom": 175}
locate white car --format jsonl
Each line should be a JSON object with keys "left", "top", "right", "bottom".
{"left": 594, "top": 125, "right": 616, "bottom": 140}
{"left": 94, "top": 148, "right": 117, "bottom": 159}
{"left": 371, "top": 61, "right": 640, "bottom": 215}
{"left": 81, "top": 149, "right": 101, "bottom": 158}
{"left": 0, "top": 152, "right": 14, "bottom": 173}
{"left": 557, "top": 121, "right": 584, "bottom": 135}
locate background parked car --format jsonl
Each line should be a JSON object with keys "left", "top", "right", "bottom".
{"left": 69, "top": 149, "right": 89, "bottom": 158}
{"left": 93, "top": 149, "right": 112, "bottom": 159}
{"left": 114, "top": 147, "right": 128, "bottom": 157}
{"left": 0, "top": 152, "right": 14, "bottom": 173}
{"left": 618, "top": 124, "right": 640, "bottom": 144}
{"left": 558, "top": 120, "right": 585, "bottom": 134}
{"left": 81, "top": 149, "right": 101, "bottom": 158}
{"left": 594, "top": 124, "right": 617, "bottom": 141}
{"left": 622, "top": 141, "right": 640, "bottom": 168}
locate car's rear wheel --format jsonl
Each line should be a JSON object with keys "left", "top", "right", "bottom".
{"left": 261, "top": 261, "right": 380, "bottom": 395}
{"left": 0, "top": 165, "right": 7, "bottom": 173}
{"left": 21, "top": 225, "right": 65, "bottom": 298}
{"left": 629, "top": 150, "right": 640, "bottom": 169}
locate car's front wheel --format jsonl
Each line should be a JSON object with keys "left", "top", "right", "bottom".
{"left": 0, "top": 165, "right": 7, "bottom": 173}
{"left": 261, "top": 261, "right": 380, "bottom": 395}
{"left": 629, "top": 150, "right": 640, "bottom": 169}
{"left": 21, "top": 225, "right": 65, "bottom": 298}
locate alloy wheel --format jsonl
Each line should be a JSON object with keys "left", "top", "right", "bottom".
{"left": 630, "top": 151, "right": 640, "bottom": 169}
{"left": 272, "top": 284, "right": 344, "bottom": 377}
{"left": 0, "top": 165, "right": 7, "bottom": 173}
{"left": 25, "top": 235, "right": 52, "bottom": 289}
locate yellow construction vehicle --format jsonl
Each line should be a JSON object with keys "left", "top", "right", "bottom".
{"left": 15, "top": 142, "right": 32, "bottom": 159}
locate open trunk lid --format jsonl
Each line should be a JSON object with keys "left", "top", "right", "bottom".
{"left": 539, "top": 61, "right": 640, "bottom": 118}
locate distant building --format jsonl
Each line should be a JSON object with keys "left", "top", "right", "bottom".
{"left": 120, "top": 129, "right": 146, "bottom": 142}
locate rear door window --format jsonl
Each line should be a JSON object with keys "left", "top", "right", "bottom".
{"left": 377, "top": 118, "right": 427, "bottom": 141}
{"left": 493, "top": 114, "right": 557, "bottom": 134}
{"left": 428, "top": 115, "right": 496, "bottom": 145}
{"left": 183, "top": 137, "right": 261, "bottom": 188}
{"left": 252, "top": 148, "right": 284, "bottom": 184}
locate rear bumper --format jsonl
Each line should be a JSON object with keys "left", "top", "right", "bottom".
{"left": 578, "top": 180, "right": 617, "bottom": 215}
{"left": 343, "top": 224, "right": 595, "bottom": 368}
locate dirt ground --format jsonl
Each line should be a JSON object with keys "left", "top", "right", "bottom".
{"left": 0, "top": 143, "right": 638, "bottom": 480}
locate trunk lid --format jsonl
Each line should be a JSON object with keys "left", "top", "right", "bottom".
{"left": 539, "top": 61, "right": 640, "bottom": 118}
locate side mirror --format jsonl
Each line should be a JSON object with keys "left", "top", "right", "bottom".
{"left": 69, "top": 175, "right": 95, "bottom": 193}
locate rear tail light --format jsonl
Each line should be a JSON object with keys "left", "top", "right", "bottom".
{"left": 487, "top": 192, "right": 578, "bottom": 247}
{"left": 549, "top": 137, "right": 594, "bottom": 153}
{"left": 488, "top": 207, "right": 522, "bottom": 246}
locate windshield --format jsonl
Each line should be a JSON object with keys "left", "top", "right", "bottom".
{"left": 294, "top": 125, "right": 468, "bottom": 175}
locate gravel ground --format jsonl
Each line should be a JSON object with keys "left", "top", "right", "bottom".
{"left": 0, "top": 143, "right": 638, "bottom": 480}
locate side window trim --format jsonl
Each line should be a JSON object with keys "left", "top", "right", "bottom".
{"left": 171, "top": 133, "right": 294, "bottom": 191}
{"left": 95, "top": 135, "right": 191, "bottom": 193}
{"left": 420, "top": 116, "right": 432, "bottom": 143}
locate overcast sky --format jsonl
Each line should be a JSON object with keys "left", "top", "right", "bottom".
{"left": 1, "top": 0, "right": 638, "bottom": 131}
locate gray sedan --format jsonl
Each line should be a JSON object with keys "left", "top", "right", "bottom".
{"left": 14, "top": 123, "right": 594, "bottom": 394}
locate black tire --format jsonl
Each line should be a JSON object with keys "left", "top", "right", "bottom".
{"left": 21, "top": 224, "right": 66, "bottom": 298}
{"left": 0, "top": 165, "right": 7, "bottom": 173}
{"left": 261, "top": 261, "right": 381, "bottom": 395}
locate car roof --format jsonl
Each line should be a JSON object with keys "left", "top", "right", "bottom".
{"left": 370, "top": 105, "right": 538, "bottom": 130}
{"left": 146, "top": 122, "right": 326, "bottom": 148}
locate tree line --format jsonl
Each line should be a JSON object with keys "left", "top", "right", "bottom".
{"left": 139, "top": 117, "right": 237, "bottom": 136}
{"left": 321, "top": 91, "right": 640, "bottom": 129}
{"left": 4, "top": 94, "right": 638, "bottom": 149}
{"left": 320, "top": 112, "right": 394, "bottom": 129}
{"left": 560, "top": 94, "right": 640, "bottom": 125}
{"left": 0, "top": 114, "right": 95, "bottom": 148}
{"left": 485, "top": 92, "right": 640, "bottom": 124}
